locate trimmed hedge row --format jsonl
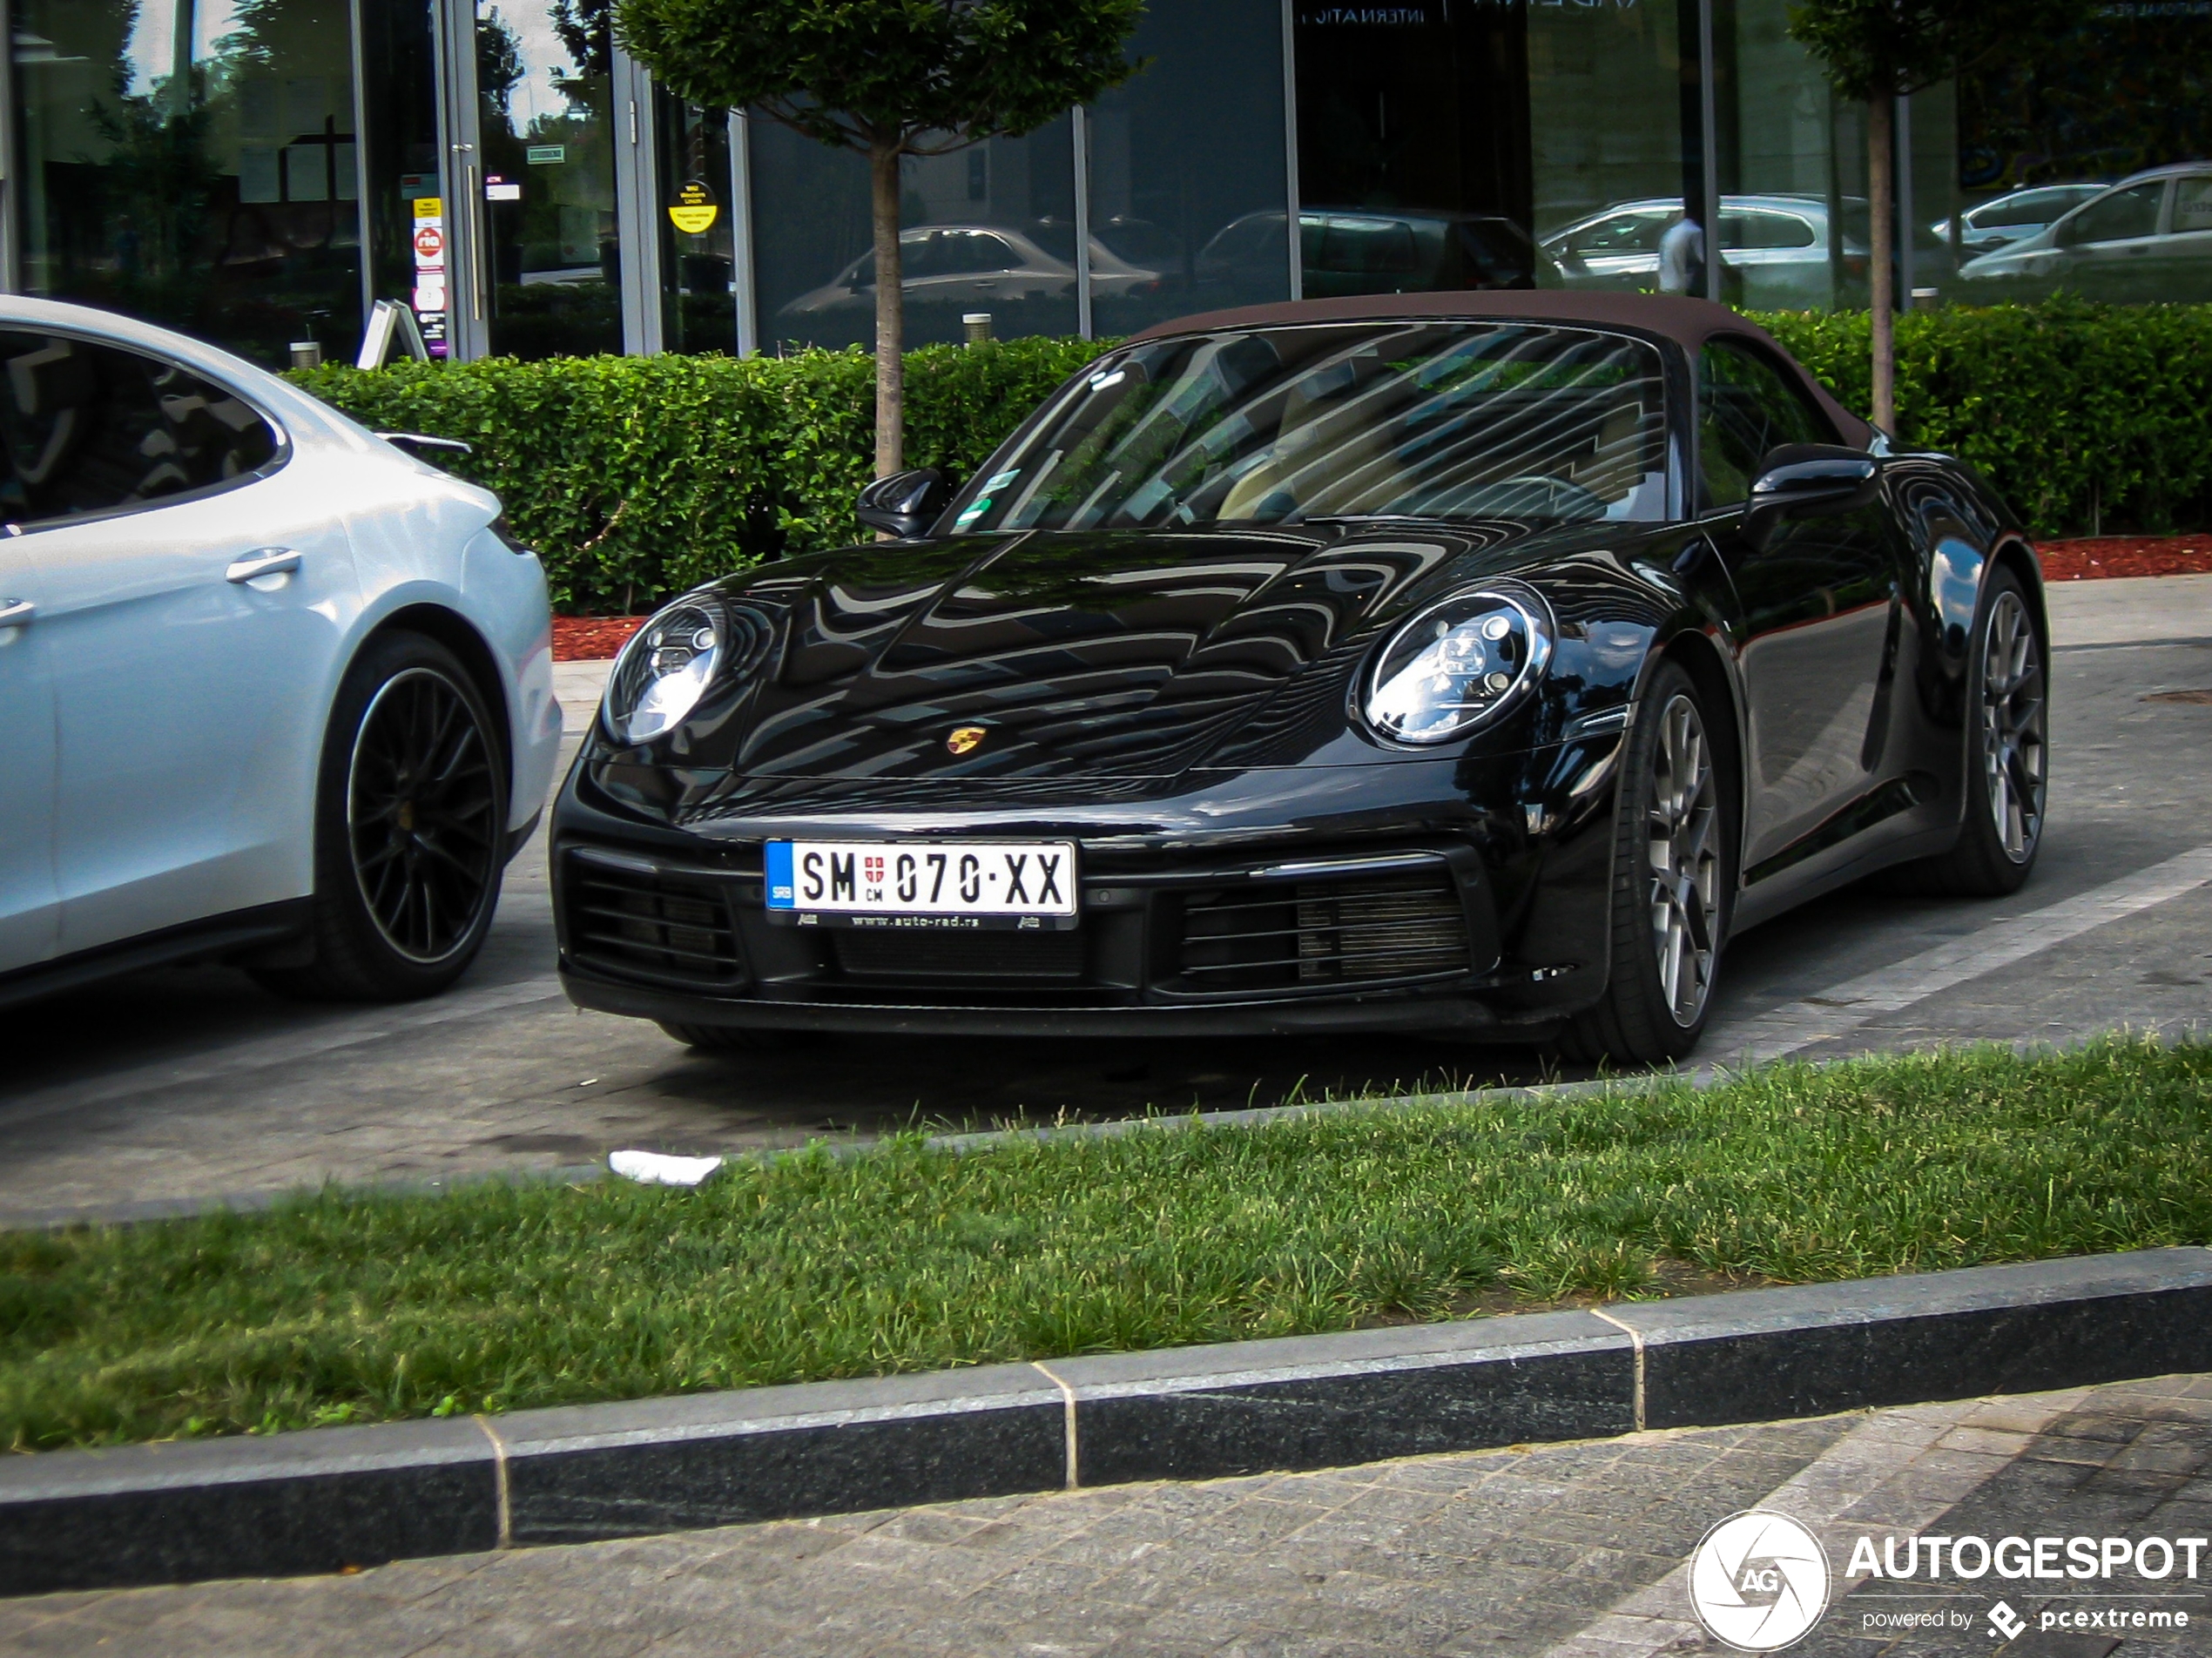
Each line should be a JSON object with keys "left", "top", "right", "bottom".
{"left": 290, "top": 301, "right": 2212, "bottom": 614}
{"left": 1760, "top": 300, "right": 2212, "bottom": 541}
{"left": 287, "top": 338, "right": 1103, "bottom": 613}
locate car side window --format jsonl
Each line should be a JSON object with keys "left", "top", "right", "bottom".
{"left": 0, "top": 332, "right": 279, "bottom": 529}
{"left": 1697, "top": 339, "right": 1836, "bottom": 510}
{"left": 2175, "top": 178, "right": 2212, "bottom": 234}
{"left": 2062, "top": 183, "right": 2164, "bottom": 246}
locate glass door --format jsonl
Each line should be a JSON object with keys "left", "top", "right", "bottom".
{"left": 472, "top": 0, "right": 621, "bottom": 357}
{"left": 653, "top": 92, "right": 738, "bottom": 355}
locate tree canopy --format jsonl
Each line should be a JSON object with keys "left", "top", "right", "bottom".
{"left": 1786, "top": 0, "right": 2093, "bottom": 100}
{"left": 614, "top": 0, "right": 1146, "bottom": 157}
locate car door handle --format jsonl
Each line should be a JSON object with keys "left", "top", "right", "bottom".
{"left": 226, "top": 548, "right": 301, "bottom": 583}
{"left": 0, "top": 597, "right": 32, "bottom": 627}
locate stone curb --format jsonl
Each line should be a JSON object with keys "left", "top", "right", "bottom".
{"left": 6, "top": 1248, "right": 2211, "bottom": 1596}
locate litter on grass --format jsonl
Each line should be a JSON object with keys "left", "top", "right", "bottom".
{"left": 609, "top": 1149, "right": 725, "bottom": 1187}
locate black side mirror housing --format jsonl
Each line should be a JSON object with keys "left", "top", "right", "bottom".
{"left": 1743, "top": 443, "right": 1879, "bottom": 544}
{"left": 856, "top": 468, "right": 953, "bottom": 540}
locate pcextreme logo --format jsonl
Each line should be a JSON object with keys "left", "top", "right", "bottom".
{"left": 1688, "top": 1511, "right": 1832, "bottom": 1651}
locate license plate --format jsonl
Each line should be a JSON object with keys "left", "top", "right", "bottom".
{"left": 765, "top": 840, "right": 1078, "bottom": 930}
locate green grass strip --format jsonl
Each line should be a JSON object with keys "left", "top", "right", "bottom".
{"left": 4, "top": 1036, "right": 2209, "bottom": 1453}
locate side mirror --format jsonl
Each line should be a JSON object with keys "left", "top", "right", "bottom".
{"left": 1743, "top": 443, "right": 1878, "bottom": 543}
{"left": 855, "top": 467, "right": 953, "bottom": 540}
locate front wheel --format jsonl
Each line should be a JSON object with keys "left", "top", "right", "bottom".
{"left": 1561, "top": 663, "right": 1735, "bottom": 1068}
{"left": 258, "top": 632, "right": 507, "bottom": 1001}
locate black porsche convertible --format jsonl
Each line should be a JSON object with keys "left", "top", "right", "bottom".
{"left": 552, "top": 293, "right": 2045, "bottom": 1064}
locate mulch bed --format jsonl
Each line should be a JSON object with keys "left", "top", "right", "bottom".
{"left": 549, "top": 536, "right": 2212, "bottom": 661}
{"left": 554, "top": 616, "right": 649, "bottom": 662}
{"left": 2034, "top": 535, "right": 2212, "bottom": 582}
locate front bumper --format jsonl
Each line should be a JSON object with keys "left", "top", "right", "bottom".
{"left": 551, "top": 747, "right": 1625, "bottom": 1038}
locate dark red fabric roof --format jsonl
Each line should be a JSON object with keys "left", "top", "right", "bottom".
{"left": 1125, "top": 291, "right": 1873, "bottom": 448}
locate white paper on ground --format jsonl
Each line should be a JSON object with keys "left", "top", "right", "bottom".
{"left": 608, "top": 1149, "right": 726, "bottom": 1187}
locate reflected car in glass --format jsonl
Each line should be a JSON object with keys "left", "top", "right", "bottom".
{"left": 775, "top": 225, "right": 1159, "bottom": 344}
{"left": 1192, "top": 209, "right": 1536, "bottom": 309}
{"left": 0, "top": 298, "right": 563, "bottom": 1010}
{"left": 551, "top": 294, "right": 2045, "bottom": 1066}
{"left": 1932, "top": 183, "right": 2107, "bottom": 258}
{"left": 1541, "top": 194, "right": 1878, "bottom": 309}
{"left": 1957, "top": 165, "right": 2212, "bottom": 303}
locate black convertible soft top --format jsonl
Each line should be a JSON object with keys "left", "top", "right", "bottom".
{"left": 1126, "top": 291, "right": 1874, "bottom": 449}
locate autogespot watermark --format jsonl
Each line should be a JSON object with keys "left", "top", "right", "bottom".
{"left": 1687, "top": 1513, "right": 2207, "bottom": 1650}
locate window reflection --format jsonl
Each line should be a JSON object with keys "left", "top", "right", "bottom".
{"left": 754, "top": 118, "right": 1079, "bottom": 351}
{"left": 14, "top": 0, "right": 363, "bottom": 367}
{"left": 1091, "top": 0, "right": 1291, "bottom": 330}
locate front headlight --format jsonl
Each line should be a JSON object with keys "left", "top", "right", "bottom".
{"left": 603, "top": 598, "right": 725, "bottom": 744}
{"left": 1364, "top": 586, "right": 1553, "bottom": 745}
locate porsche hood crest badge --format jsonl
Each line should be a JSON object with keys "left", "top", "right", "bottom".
{"left": 946, "top": 725, "right": 988, "bottom": 755}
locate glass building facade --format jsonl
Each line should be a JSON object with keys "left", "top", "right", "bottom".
{"left": 7, "top": 0, "right": 2205, "bottom": 370}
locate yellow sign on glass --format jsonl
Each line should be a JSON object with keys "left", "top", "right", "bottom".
{"left": 668, "top": 179, "right": 718, "bottom": 235}
{"left": 413, "top": 197, "right": 443, "bottom": 220}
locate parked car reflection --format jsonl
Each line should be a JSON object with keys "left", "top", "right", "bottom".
{"left": 1541, "top": 195, "right": 1873, "bottom": 310}
{"left": 1932, "top": 183, "right": 2107, "bottom": 258}
{"left": 1957, "top": 165, "right": 2212, "bottom": 303}
{"left": 1190, "top": 209, "right": 1536, "bottom": 309}
{"left": 776, "top": 225, "right": 1159, "bottom": 344}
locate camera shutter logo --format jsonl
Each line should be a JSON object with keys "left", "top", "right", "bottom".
{"left": 1688, "top": 1511, "right": 1831, "bottom": 1651}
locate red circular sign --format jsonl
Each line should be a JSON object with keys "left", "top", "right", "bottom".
{"left": 414, "top": 226, "right": 445, "bottom": 259}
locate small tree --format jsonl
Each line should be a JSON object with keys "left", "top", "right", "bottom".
{"left": 614, "top": 0, "right": 1145, "bottom": 476}
{"left": 1787, "top": 0, "right": 2089, "bottom": 432}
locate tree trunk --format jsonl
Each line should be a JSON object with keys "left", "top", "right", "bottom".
{"left": 869, "top": 138, "right": 904, "bottom": 478}
{"left": 1866, "top": 94, "right": 1897, "bottom": 434}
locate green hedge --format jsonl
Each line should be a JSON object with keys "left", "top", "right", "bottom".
{"left": 290, "top": 301, "right": 2212, "bottom": 614}
{"left": 1759, "top": 300, "right": 2212, "bottom": 538}
{"left": 287, "top": 338, "right": 1104, "bottom": 613}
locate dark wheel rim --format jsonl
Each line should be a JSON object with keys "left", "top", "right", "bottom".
{"left": 347, "top": 667, "right": 499, "bottom": 963}
{"left": 1980, "top": 589, "right": 2046, "bottom": 862}
{"left": 1648, "top": 692, "right": 1722, "bottom": 1027}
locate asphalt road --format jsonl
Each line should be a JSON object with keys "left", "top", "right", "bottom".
{"left": 1, "top": 576, "right": 2208, "bottom": 1229}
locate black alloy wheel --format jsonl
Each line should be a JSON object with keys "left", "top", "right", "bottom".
{"left": 348, "top": 666, "right": 501, "bottom": 962}
{"left": 1561, "top": 660, "right": 1736, "bottom": 1066}
{"left": 258, "top": 631, "right": 508, "bottom": 1001}
{"left": 1879, "top": 566, "right": 2046, "bottom": 897}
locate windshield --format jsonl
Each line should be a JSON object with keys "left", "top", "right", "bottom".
{"left": 948, "top": 321, "right": 1670, "bottom": 534}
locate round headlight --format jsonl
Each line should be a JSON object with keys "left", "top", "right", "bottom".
{"left": 603, "top": 599, "right": 725, "bottom": 744}
{"left": 1364, "top": 587, "right": 1553, "bottom": 745}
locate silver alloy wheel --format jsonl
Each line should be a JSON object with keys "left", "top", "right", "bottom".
{"left": 1647, "top": 692, "right": 1722, "bottom": 1027}
{"left": 1979, "top": 588, "right": 2047, "bottom": 861}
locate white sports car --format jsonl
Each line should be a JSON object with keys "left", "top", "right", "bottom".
{"left": 0, "top": 298, "right": 561, "bottom": 1007}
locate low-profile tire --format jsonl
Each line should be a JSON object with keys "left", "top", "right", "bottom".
{"left": 256, "top": 631, "right": 507, "bottom": 1001}
{"left": 658, "top": 1022, "right": 821, "bottom": 1054}
{"left": 1560, "top": 662, "right": 1735, "bottom": 1068}
{"left": 1874, "top": 567, "right": 2046, "bottom": 898}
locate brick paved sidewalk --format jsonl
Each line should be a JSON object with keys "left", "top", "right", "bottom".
{"left": 5, "top": 1373, "right": 2209, "bottom": 1657}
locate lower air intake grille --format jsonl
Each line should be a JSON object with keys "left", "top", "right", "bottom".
{"left": 564, "top": 855, "right": 744, "bottom": 987}
{"left": 833, "top": 928, "right": 1085, "bottom": 982}
{"left": 1177, "top": 870, "right": 1470, "bottom": 993}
